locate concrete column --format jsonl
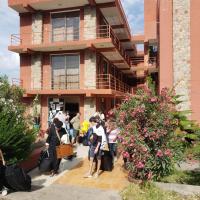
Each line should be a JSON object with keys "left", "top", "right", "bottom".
{"left": 84, "top": 97, "right": 96, "bottom": 121}
{"left": 32, "top": 13, "right": 43, "bottom": 44}
{"left": 41, "top": 95, "right": 48, "bottom": 131}
{"left": 84, "top": 49, "right": 96, "bottom": 89}
{"left": 31, "top": 54, "right": 42, "bottom": 90}
{"left": 173, "top": 0, "right": 191, "bottom": 112}
{"left": 84, "top": 6, "right": 97, "bottom": 40}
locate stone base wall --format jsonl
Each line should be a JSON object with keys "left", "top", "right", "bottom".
{"left": 32, "top": 13, "right": 43, "bottom": 44}
{"left": 84, "top": 50, "right": 96, "bottom": 89}
{"left": 31, "top": 54, "right": 42, "bottom": 89}
{"left": 84, "top": 97, "right": 96, "bottom": 121}
{"left": 173, "top": 0, "right": 191, "bottom": 112}
{"left": 84, "top": 6, "right": 96, "bottom": 40}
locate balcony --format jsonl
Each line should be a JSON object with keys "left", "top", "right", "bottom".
{"left": 9, "top": 25, "right": 131, "bottom": 67}
{"left": 12, "top": 73, "right": 131, "bottom": 96}
{"left": 96, "top": 74, "right": 130, "bottom": 94}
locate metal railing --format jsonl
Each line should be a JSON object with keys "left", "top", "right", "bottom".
{"left": 96, "top": 74, "right": 130, "bottom": 93}
{"left": 12, "top": 78, "right": 23, "bottom": 87}
{"left": 31, "top": 74, "right": 80, "bottom": 90}
{"left": 12, "top": 73, "right": 131, "bottom": 94}
{"left": 10, "top": 25, "right": 131, "bottom": 65}
{"left": 148, "top": 56, "right": 157, "bottom": 67}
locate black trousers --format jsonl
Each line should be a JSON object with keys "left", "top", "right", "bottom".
{"left": 49, "top": 148, "right": 61, "bottom": 173}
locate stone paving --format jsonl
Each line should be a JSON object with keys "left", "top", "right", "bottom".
{"left": 2, "top": 145, "right": 124, "bottom": 200}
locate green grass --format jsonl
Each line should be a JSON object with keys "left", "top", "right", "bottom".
{"left": 121, "top": 183, "right": 200, "bottom": 200}
{"left": 161, "top": 170, "right": 200, "bottom": 186}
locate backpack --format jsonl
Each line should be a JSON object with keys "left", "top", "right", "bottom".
{"left": 82, "top": 127, "right": 93, "bottom": 146}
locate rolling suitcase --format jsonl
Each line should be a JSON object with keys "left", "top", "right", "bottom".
{"left": 5, "top": 164, "right": 31, "bottom": 191}
{"left": 100, "top": 151, "right": 113, "bottom": 171}
{"left": 38, "top": 150, "right": 52, "bottom": 173}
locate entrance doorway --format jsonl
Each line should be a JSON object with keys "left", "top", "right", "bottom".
{"left": 65, "top": 102, "right": 79, "bottom": 119}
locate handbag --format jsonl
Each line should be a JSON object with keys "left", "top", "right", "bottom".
{"left": 102, "top": 142, "right": 110, "bottom": 151}
{"left": 55, "top": 130, "right": 73, "bottom": 159}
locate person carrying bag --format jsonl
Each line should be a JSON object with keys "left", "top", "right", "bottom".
{"left": 55, "top": 128, "right": 73, "bottom": 159}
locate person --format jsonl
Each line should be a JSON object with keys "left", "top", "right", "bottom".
{"left": 84, "top": 116, "right": 107, "bottom": 178}
{"left": 0, "top": 149, "right": 8, "bottom": 196}
{"left": 70, "top": 113, "right": 80, "bottom": 144}
{"left": 99, "top": 111, "right": 105, "bottom": 121}
{"left": 107, "top": 121, "right": 119, "bottom": 163}
{"left": 46, "top": 119, "right": 67, "bottom": 176}
{"left": 55, "top": 111, "right": 67, "bottom": 129}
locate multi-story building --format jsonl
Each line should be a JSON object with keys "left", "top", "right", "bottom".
{"left": 144, "top": 0, "right": 200, "bottom": 123}
{"left": 8, "top": 0, "right": 150, "bottom": 130}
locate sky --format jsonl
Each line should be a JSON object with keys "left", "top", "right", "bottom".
{"left": 0, "top": 0, "right": 144, "bottom": 80}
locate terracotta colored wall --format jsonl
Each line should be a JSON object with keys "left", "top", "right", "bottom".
{"left": 191, "top": 0, "right": 200, "bottom": 123}
{"left": 159, "top": 0, "right": 173, "bottom": 90}
{"left": 20, "top": 54, "right": 31, "bottom": 90}
{"left": 43, "top": 12, "right": 50, "bottom": 44}
{"left": 144, "top": 0, "right": 157, "bottom": 41}
{"left": 20, "top": 13, "right": 32, "bottom": 45}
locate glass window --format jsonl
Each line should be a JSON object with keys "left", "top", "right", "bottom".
{"left": 51, "top": 12, "right": 80, "bottom": 42}
{"left": 51, "top": 54, "right": 80, "bottom": 89}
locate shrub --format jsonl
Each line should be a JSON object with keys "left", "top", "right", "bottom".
{"left": 108, "top": 86, "right": 187, "bottom": 181}
{"left": 0, "top": 76, "right": 35, "bottom": 164}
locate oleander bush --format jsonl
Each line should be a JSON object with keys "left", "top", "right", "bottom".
{"left": 108, "top": 83, "right": 189, "bottom": 181}
{"left": 0, "top": 76, "right": 35, "bottom": 164}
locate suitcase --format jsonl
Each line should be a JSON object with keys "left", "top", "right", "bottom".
{"left": 38, "top": 150, "right": 52, "bottom": 173}
{"left": 100, "top": 151, "right": 113, "bottom": 171}
{"left": 5, "top": 165, "right": 31, "bottom": 191}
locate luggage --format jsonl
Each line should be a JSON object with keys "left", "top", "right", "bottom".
{"left": 0, "top": 164, "right": 5, "bottom": 190}
{"left": 38, "top": 150, "right": 52, "bottom": 173}
{"left": 100, "top": 151, "right": 113, "bottom": 171}
{"left": 56, "top": 144, "right": 73, "bottom": 159}
{"left": 82, "top": 128, "right": 93, "bottom": 146}
{"left": 5, "top": 164, "right": 31, "bottom": 191}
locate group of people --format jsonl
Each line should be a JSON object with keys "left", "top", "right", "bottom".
{"left": 47, "top": 110, "right": 119, "bottom": 178}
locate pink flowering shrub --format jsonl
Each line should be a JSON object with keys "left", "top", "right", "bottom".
{"left": 108, "top": 86, "right": 186, "bottom": 181}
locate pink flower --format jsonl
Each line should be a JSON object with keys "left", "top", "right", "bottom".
{"left": 164, "top": 149, "right": 172, "bottom": 157}
{"left": 150, "top": 97, "right": 157, "bottom": 103}
{"left": 147, "top": 171, "right": 153, "bottom": 180}
{"left": 123, "top": 151, "right": 130, "bottom": 158}
{"left": 142, "top": 147, "right": 148, "bottom": 152}
{"left": 143, "top": 128, "right": 147, "bottom": 133}
{"left": 156, "top": 150, "right": 163, "bottom": 157}
{"left": 119, "top": 111, "right": 126, "bottom": 121}
{"left": 136, "top": 162, "right": 145, "bottom": 169}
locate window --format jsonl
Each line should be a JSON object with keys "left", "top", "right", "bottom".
{"left": 51, "top": 12, "right": 80, "bottom": 42}
{"left": 51, "top": 54, "right": 80, "bottom": 89}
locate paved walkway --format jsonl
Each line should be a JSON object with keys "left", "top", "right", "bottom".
{"left": 3, "top": 145, "right": 125, "bottom": 200}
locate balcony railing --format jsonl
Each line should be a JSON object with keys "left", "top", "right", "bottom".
{"left": 12, "top": 74, "right": 131, "bottom": 94}
{"left": 10, "top": 25, "right": 131, "bottom": 65}
{"left": 12, "top": 78, "right": 23, "bottom": 87}
{"left": 96, "top": 74, "right": 130, "bottom": 94}
{"left": 31, "top": 74, "right": 80, "bottom": 90}
{"left": 148, "top": 56, "right": 157, "bottom": 68}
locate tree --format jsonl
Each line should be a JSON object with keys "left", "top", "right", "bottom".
{"left": 0, "top": 76, "right": 35, "bottom": 164}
